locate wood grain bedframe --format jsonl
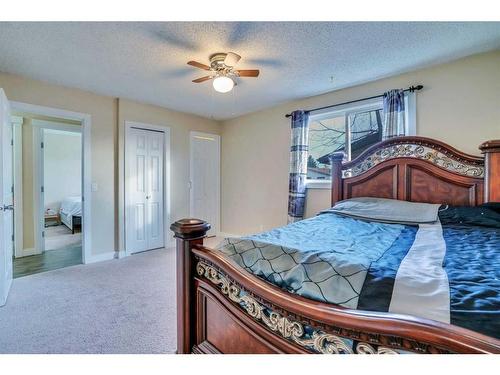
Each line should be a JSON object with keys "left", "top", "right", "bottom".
{"left": 171, "top": 136, "right": 500, "bottom": 354}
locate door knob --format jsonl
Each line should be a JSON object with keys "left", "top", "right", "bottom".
{"left": 1, "top": 205, "right": 14, "bottom": 211}
{"left": 146, "top": 195, "right": 151, "bottom": 199}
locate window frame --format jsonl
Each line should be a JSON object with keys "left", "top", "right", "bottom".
{"left": 306, "top": 93, "right": 416, "bottom": 189}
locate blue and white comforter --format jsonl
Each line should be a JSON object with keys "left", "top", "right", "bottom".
{"left": 217, "top": 205, "right": 500, "bottom": 338}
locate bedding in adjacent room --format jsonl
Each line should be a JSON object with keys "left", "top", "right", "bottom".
{"left": 60, "top": 196, "right": 82, "bottom": 230}
{"left": 60, "top": 196, "right": 82, "bottom": 217}
{"left": 217, "top": 199, "right": 500, "bottom": 338}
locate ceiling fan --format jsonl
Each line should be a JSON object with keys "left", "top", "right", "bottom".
{"left": 188, "top": 52, "right": 260, "bottom": 93}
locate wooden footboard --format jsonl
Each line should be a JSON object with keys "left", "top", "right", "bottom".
{"left": 170, "top": 219, "right": 500, "bottom": 354}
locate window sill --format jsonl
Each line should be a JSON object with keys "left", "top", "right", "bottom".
{"left": 305, "top": 180, "right": 331, "bottom": 189}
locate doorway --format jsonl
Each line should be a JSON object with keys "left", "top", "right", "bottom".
{"left": 7, "top": 99, "right": 92, "bottom": 276}
{"left": 189, "top": 131, "right": 220, "bottom": 237}
{"left": 124, "top": 122, "right": 170, "bottom": 255}
{"left": 12, "top": 117, "right": 83, "bottom": 278}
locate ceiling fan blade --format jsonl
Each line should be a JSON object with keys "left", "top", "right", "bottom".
{"left": 192, "top": 76, "right": 213, "bottom": 83}
{"left": 187, "top": 61, "right": 211, "bottom": 70}
{"left": 236, "top": 69, "right": 260, "bottom": 77}
{"left": 224, "top": 52, "right": 241, "bottom": 66}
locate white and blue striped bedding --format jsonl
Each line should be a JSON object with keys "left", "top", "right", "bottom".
{"left": 217, "top": 204, "right": 500, "bottom": 338}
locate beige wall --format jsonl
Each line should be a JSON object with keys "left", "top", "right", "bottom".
{"left": 221, "top": 51, "right": 500, "bottom": 235}
{"left": 2, "top": 50, "right": 499, "bottom": 251}
{"left": 0, "top": 72, "right": 220, "bottom": 258}
{"left": 116, "top": 99, "right": 220, "bottom": 251}
{"left": 0, "top": 73, "right": 116, "bottom": 256}
{"left": 0, "top": 72, "right": 117, "bottom": 256}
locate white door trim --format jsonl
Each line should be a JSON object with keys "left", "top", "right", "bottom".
{"left": 189, "top": 131, "right": 221, "bottom": 236}
{"left": 32, "top": 125, "right": 45, "bottom": 254}
{"left": 9, "top": 101, "right": 92, "bottom": 264}
{"left": 11, "top": 115, "right": 23, "bottom": 258}
{"left": 32, "top": 120, "right": 83, "bottom": 255}
{"left": 123, "top": 121, "right": 171, "bottom": 256}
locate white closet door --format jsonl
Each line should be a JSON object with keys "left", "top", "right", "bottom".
{"left": 126, "top": 128, "right": 149, "bottom": 253}
{"left": 146, "top": 131, "right": 164, "bottom": 250}
{"left": 126, "top": 127, "right": 165, "bottom": 254}
{"left": 190, "top": 132, "right": 220, "bottom": 237}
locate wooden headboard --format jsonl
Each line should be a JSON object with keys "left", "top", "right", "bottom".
{"left": 330, "top": 136, "right": 500, "bottom": 207}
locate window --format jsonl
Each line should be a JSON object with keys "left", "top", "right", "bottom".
{"left": 306, "top": 94, "right": 415, "bottom": 185}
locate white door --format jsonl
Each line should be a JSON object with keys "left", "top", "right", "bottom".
{"left": 0, "top": 89, "right": 13, "bottom": 305}
{"left": 190, "top": 132, "right": 220, "bottom": 237}
{"left": 125, "top": 127, "right": 164, "bottom": 254}
{"left": 36, "top": 128, "right": 45, "bottom": 253}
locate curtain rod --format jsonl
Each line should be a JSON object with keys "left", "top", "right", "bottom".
{"left": 285, "top": 85, "right": 423, "bottom": 118}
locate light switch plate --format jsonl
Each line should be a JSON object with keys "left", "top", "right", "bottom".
{"left": 91, "top": 182, "right": 98, "bottom": 192}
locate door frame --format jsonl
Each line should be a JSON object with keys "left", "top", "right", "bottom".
{"left": 9, "top": 101, "right": 92, "bottom": 264}
{"left": 189, "top": 131, "right": 221, "bottom": 236}
{"left": 11, "top": 115, "right": 24, "bottom": 258}
{"left": 32, "top": 120, "right": 83, "bottom": 255}
{"left": 123, "top": 121, "right": 171, "bottom": 256}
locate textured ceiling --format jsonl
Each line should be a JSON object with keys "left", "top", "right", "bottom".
{"left": 0, "top": 22, "right": 499, "bottom": 120}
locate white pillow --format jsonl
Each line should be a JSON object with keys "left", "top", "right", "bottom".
{"left": 325, "top": 197, "right": 441, "bottom": 225}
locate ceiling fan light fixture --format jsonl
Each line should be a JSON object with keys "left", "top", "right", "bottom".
{"left": 212, "top": 76, "right": 234, "bottom": 93}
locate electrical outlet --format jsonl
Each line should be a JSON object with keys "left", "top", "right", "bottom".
{"left": 91, "top": 182, "right": 98, "bottom": 192}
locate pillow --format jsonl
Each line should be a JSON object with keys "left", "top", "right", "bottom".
{"left": 321, "top": 197, "right": 441, "bottom": 225}
{"left": 438, "top": 204, "right": 500, "bottom": 228}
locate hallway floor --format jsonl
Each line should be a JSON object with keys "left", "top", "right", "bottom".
{"left": 45, "top": 224, "right": 82, "bottom": 250}
{"left": 13, "top": 246, "right": 82, "bottom": 278}
{"left": 13, "top": 225, "right": 82, "bottom": 278}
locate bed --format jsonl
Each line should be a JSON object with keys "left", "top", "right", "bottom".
{"left": 60, "top": 196, "right": 82, "bottom": 234}
{"left": 170, "top": 136, "right": 500, "bottom": 354}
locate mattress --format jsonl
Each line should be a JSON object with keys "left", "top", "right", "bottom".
{"left": 217, "top": 203, "right": 500, "bottom": 338}
{"left": 60, "top": 196, "right": 82, "bottom": 217}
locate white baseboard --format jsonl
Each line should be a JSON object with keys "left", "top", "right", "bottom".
{"left": 84, "top": 251, "right": 116, "bottom": 264}
{"left": 217, "top": 232, "right": 241, "bottom": 238}
{"left": 116, "top": 250, "right": 128, "bottom": 259}
{"left": 119, "top": 240, "right": 176, "bottom": 257}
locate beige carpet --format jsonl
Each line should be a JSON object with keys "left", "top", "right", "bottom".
{"left": 45, "top": 225, "right": 82, "bottom": 251}
{"left": 0, "top": 236, "right": 224, "bottom": 353}
{"left": 0, "top": 248, "right": 176, "bottom": 353}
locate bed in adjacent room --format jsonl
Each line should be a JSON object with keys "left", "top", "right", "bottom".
{"left": 60, "top": 196, "right": 82, "bottom": 234}
{"left": 171, "top": 136, "right": 500, "bottom": 354}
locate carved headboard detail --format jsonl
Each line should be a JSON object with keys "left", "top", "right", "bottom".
{"left": 330, "top": 136, "right": 499, "bottom": 207}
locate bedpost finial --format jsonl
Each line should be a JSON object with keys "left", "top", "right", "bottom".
{"left": 170, "top": 218, "right": 211, "bottom": 240}
{"left": 479, "top": 139, "right": 500, "bottom": 203}
{"left": 330, "top": 152, "right": 345, "bottom": 163}
{"left": 479, "top": 139, "right": 500, "bottom": 153}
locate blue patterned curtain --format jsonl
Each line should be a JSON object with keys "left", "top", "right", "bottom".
{"left": 287, "top": 110, "right": 309, "bottom": 223}
{"left": 382, "top": 89, "right": 406, "bottom": 140}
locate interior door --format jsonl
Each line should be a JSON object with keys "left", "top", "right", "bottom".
{"left": 37, "top": 128, "right": 45, "bottom": 253}
{"left": 190, "top": 132, "right": 220, "bottom": 237}
{"left": 125, "top": 127, "right": 164, "bottom": 254}
{"left": 146, "top": 130, "right": 164, "bottom": 250}
{"left": 0, "top": 88, "right": 13, "bottom": 305}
